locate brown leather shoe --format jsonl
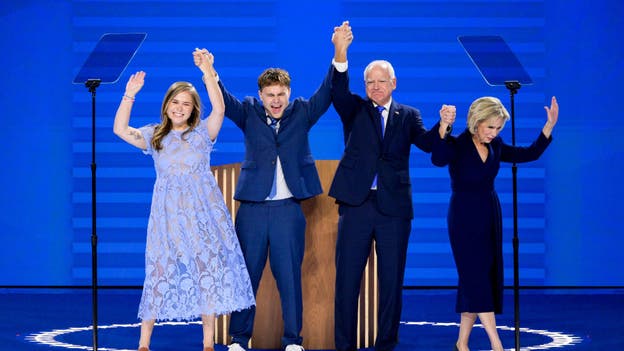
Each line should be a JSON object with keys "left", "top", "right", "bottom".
{"left": 203, "top": 347, "right": 214, "bottom": 351}
{"left": 138, "top": 347, "right": 149, "bottom": 351}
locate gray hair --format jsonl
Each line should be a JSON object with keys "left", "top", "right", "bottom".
{"left": 363, "top": 60, "right": 396, "bottom": 80}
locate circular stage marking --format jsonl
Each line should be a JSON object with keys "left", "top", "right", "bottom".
{"left": 401, "top": 321, "right": 582, "bottom": 350}
{"left": 26, "top": 321, "right": 200, "bottom": 351}
{"left": 27, "top": 320, "right": 582, "bottom": 350}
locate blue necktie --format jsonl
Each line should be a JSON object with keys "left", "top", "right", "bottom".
{"left": 372, "top": 105, "right": 385, "bottom": 189}
{"left": 377, "top": 105, "right": 385, "bottom": 139}
{"left": 269, "top": 116, "right": 279, "bottom": 134}
{"left": 268, "top": 117, "right": 279, "bottom": 198}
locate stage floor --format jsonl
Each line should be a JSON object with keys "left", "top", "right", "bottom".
{"left": 1, "top": 287, "right": 621, "bottom": 350}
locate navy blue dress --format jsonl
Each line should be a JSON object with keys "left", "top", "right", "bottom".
{"left": 432, "top": 129, "right": 551, "bottom": 313}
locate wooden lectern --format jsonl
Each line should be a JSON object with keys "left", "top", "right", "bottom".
{"left": 211, "top": 160, "right": 378, "bottom": 350}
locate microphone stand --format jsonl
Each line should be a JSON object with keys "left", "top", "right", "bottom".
{"left": 85, "top": 78, "right": 101, "bottom": 351}
{"left": 505, "top": 80, "right": 521, "bottom": 351}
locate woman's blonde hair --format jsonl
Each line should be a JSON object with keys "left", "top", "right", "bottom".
{"left": 466, "top": 96, "right": 510, "bottom": 135}
{"left": 151, "top": 81, "right": 202, "bottom": 151}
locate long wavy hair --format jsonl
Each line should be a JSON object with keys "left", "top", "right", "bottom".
{"left": 151, "top": 81, "right": 202, "bottom": 151}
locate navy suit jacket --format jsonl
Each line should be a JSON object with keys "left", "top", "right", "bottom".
{"left": 219, "top": 65, "right": 333, "bottom": 202}
{"left": 328, "top": 66, "right": 439, "bottom": 219}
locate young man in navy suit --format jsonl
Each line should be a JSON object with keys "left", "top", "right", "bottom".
{"left": 212, "top": 38, "right": 334, "bottom": 351}
{"left": 329, "top": 22, "right": 456, "bottom": 351}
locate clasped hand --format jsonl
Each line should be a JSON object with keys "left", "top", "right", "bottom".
{"left": 440, "top": 104, "right": 457, "bottom": 125}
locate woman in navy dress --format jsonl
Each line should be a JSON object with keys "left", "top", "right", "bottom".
{"left": 432, "top": 96, "right": 559, "bottom": 351}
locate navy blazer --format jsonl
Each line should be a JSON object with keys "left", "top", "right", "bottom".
{"left": 219, "top": 65, "right": 333, "bottom": 202}
{"left": 328, "top": 66, "right": 438, "bottom": 219}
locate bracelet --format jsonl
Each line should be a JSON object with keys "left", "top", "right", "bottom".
{"left": 123, "top": 94, "right": 135, "bottom": 101}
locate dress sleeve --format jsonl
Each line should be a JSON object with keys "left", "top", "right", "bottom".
{"left": 431, "top": 134, "right": 457, "bottom": 167}
{"left": 500, "top": 131, "right": 552, "bottom": 163}
{"left": 138, "top": 124, "right": 157, "bottom": 155}
{"left": 197, "top": 119, "right": 216, "bottom": 148}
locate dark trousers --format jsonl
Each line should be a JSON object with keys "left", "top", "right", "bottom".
{"left": 334, "top": 192, "right": 411, "bottom": 351}
{"left": 229, "top": 198, "right": 306, "bottom": 348}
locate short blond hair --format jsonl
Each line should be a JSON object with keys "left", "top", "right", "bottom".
{"left": 467, "top": 96, "right": 510, "bottom": 135}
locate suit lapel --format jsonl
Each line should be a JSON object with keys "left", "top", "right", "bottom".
{"left": 385, "top": 102, "right": 401, "bottom": 141}
{"left": 279, "top": 104, "right": 294, "bottom": 132}
{"left": 368, "top": 100, "right": 404, "bottom": 145}
{"left": 367, "top": 101, "right": 384, "bottom": 141}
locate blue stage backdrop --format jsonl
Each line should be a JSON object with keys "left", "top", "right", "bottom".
{"left": 0, "top": 0, "right": 622, "bottom": 287}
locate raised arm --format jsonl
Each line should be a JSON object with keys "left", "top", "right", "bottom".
{"left": 438, "top": 104, "right": 456, "bottom": 138}
{"left": 194, "top": 48, "right": 225, "bottom": 141}
{"left": 331, "top": 21, "right": 360, "bottom": 124}
{"left": 332, "top": 20, "right": 352, "bottom": 64}
{"left": 500, "top": 98, "right": 559, "bottom": 163}
{"left": 541, "top": 96, "right": 558, "bottom": 138}
{"left": 113, "top": 71, "right": 147, "bottom": 150}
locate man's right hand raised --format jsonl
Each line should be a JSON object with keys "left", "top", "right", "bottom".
{"left": 332, "top": 21, "right": 353, "bottom": 63}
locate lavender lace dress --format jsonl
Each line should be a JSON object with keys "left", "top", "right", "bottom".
{"left": 137, "top": 121, "right": 254, "bottom": 321}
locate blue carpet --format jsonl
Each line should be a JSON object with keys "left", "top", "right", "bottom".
{"left": 1, "top": 288, "right": 621, "bottom": 350}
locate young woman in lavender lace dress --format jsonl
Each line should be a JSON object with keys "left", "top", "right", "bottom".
{"left": 113, "top": 49, "right": 254, "bottom": 351}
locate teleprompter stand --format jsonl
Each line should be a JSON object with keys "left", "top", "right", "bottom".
{"left": 458, "top": 35, "right": 533, "bottom": 351}
{"left": 73, "top": 32, "right": 146, "bottom": 350}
